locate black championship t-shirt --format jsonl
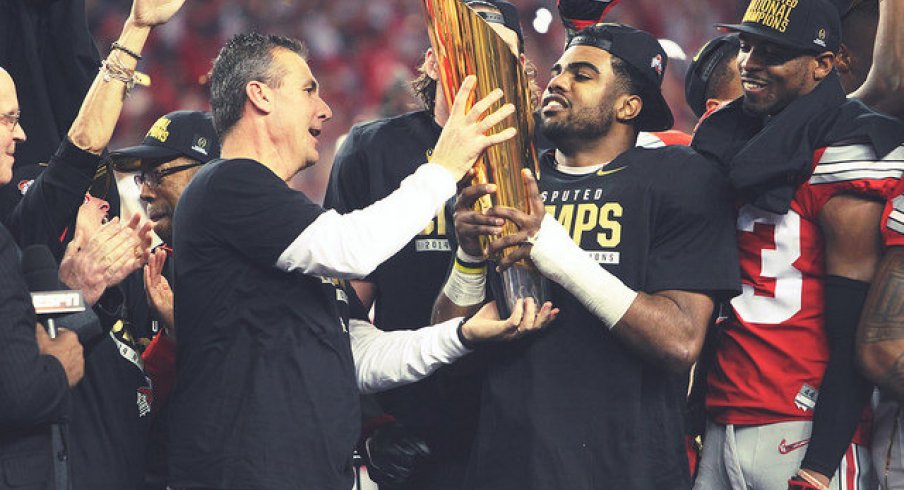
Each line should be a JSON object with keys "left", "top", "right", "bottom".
{"left": 168, "top": 159, "right": 361, "bottom": 490}
{"left": 326, "top": 110, "right": 450, "bottom": 330}
{"left": 467, "top": 147, "right": 740, "bottom": 490}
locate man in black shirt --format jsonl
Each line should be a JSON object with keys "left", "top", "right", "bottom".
{"left": 434, "top": 24, "right": 740, "bottom": 489}
{"left": 168, "top": 32, "right": 525, "bottom": 490}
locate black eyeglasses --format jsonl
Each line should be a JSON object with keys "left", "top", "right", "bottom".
{"left": 135, "top": 161, "right": 203, "bottom": 189}
{"left": 1, "top": 110, "right": 21, "bottom": 131}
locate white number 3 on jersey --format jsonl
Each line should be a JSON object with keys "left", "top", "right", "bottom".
{"left": 731, "top": 205, "right": 803, "bottom": 324}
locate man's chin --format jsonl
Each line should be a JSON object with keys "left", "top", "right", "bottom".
{"left": 153, "top": 221, "right": 172, "bottom": 245}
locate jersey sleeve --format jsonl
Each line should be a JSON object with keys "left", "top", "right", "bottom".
{"left": 205, "top": 160, "right": 326, "bottom": 269}
{"left": 882, "top": 186, "right": 904, "bottom": 248}
{"left": 645, "top": 151, "right": 741, "bottom": 298}
{"left": 324, "top": 127, "right": 371, "bottom": 213}
{"left": 803, "top": 143, "right": 904, "bottom": 217}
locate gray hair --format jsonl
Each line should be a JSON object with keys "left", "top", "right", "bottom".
{"left": 209, "top": 33, "right": 308, "bottom": 139}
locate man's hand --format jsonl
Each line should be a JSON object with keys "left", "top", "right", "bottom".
{"left": 60, "top": 213, "right": 153, "bottom": 305}
{"left": 453, "top": 183, "right": 504, "bottom": 257}
{"left": 144, "top": 248, "right": 174, "bottom": 337}
{"left": 461, "top": 298, "right": 558, "bottom": 344}
{"left": 129, "top": 0, "right": 186, "bottom": 28}
{"left": 485, "top": 169, "right": 545, "bottom": 271}
{"left": 36, "top": 325, "right": 84, "bottom": 387}
{"left": 557, "top": 0, "right": 621, "bottom": 36}
{"left": 364, "top": 422, "right": 431, "bottom": 488}
{"left": 432, "top": 76, "right": 517, "bottom": 182}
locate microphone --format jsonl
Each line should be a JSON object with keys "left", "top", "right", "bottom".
{"left": 21, "top": 245, "right": 99, "bottom": 342}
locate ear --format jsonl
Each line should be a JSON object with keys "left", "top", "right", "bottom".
{"left": 705, "top": 98, "right": 724, "bottom": 113}
{"left": 834, "top": 43, "right": 852, "bottom": 74}
{"left": 424, "top": 48, "right": 439, "bottom": 81}
{"left": 812, "top": 51, "right": 836, "bottom": 81}
{"left": 245, "top": 80, "right": 274, "bottom": 114}
{"left": 615, "top": 94, "right": 643, "bottom": 124}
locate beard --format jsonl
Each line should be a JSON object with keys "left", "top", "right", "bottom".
{"left": 540, "top": 95, "right": 616, "bottom": 153}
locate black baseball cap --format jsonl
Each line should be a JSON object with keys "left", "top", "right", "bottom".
{"left": 465, "top": 0, "right": 524, "bottom": 51}
{"left": 716, "top": 0, "right": 841, "bottom": 54}
{"left": 685, "top": 34, "right": 741, "bottom": 117}
{"left": 110, "top": 111, "right": 219, "bottom": 172}
{"left": 567, "top": 23, "right": 674, "bottom": 132}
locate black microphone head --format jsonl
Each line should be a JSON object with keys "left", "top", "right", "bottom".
{"left": 21, "top": 245, "right": 61, "bottom": 292}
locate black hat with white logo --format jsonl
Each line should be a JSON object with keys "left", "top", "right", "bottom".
{"left": 716, "top": 0, "right": 841, "bottom": 54}
{"left": 110, "top": 111, "right": 219, "bottom": 172}
{"left": 567, "top": 23, "right": 674, "bottom": 132}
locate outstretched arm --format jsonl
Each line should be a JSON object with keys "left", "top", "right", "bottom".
{"left": 69, "top": 0, "right": 186, "bottom": 153}
{"left": 849, "top": 0, "right": 904, "bottom": 118}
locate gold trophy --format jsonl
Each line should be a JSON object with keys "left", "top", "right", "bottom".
{"left": 422, "top": 0, "right": 546, "bottom": 315}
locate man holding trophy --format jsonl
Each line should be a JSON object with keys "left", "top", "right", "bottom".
{"left": 433, "top": 21, "right": 741, "bottom": 489}
{"left": 325, "top": 2, "right": 538, "bottom": 489}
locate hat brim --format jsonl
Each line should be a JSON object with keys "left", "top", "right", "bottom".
{"left": 637, "top": 90, "right": 674, "bottom": 133}
{"left": 108, "top": 145, "right": 183, "bottom": 172}
{"left": 714, "top": 23, "right": 818, "bottom": 53}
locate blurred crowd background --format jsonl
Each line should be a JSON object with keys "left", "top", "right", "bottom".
{"left": 85, "top": 0, "right": 744, "bottom": 202}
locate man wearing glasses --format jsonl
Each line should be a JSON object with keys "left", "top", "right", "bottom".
{"left": 107, "top": 110, "right": 219, "bottom": 490}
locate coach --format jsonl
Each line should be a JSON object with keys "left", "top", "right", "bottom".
{"left": 166, "top": 33, "right": 518, "bottom": 490}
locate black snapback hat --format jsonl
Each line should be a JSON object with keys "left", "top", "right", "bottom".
{"left": 110, "top": 111, "right": 219, "bottom": 172}
{"left": 465, "top": 0, "right": 524, "bottom": 50}
{"left": 716, "top": 0, "right": 841, "bottom": 54}
{"left": 567, "top": 23, "right": 674, "bottom": 132}
{"left": 685, "top": 34, "right": 741, "bottom": 118}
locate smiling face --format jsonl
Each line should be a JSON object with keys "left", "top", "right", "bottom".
{"left": 737, "top": 33, "right": 830, "bottom": 116}
{"left": 539, "top": 45, "right": 622, "bottom": 148}
{"left": 268, "top": 48, "right": 332, "bottom": 173}
{"left": 0, "top": 69, "right": 26, "bottom": 186}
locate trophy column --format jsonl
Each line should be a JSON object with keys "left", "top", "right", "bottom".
{"left": 422, "top": 0, "right": 547, "bottom": 316}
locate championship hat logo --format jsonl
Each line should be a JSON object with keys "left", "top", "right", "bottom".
{"left": 147, "top": 116, "right": 172, "bottom": 143}
{"left": 192, "top": 135, "right": 209, "bottom": 155}
{"left": 814, "top": 27, "right": 827, "bottom": 47}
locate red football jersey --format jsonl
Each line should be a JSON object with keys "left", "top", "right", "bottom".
{"left": 707, "top": 143, "right": 904, "bottom": 430}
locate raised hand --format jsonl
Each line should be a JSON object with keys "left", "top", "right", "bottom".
{"left": 460, "top": 299, "right": 558, "bottom": 344}
{"left": 129, "top": 0, "right": 186, "bottom": 28}
{"left": 557, "top": 0, "right": 622, "bottom": 36}
{"left": 144, "top": 248, "right": 174, "bottom": 336}
{"left": 431, "top": 76, "right": 517, "bottom": 182}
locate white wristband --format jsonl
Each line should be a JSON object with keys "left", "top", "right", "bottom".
{"left": 442, "top": 248, "right": 487, "bottom": 307}
{"left": 529, "top": 214, "right": 637, "bottom": 328}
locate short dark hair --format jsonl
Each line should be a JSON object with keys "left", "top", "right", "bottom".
{"left": 703, "top": 52, "right": 739, "bottom": 103}
{"left": 609, "top": 56, "right": 654, "bottom": 130}
{"left": 209, "top": 33, "right": 308, "bottom": 139}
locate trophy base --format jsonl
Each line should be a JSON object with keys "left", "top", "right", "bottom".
{"left": 492, "top": 263, "right": 549, "bottom": 319}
